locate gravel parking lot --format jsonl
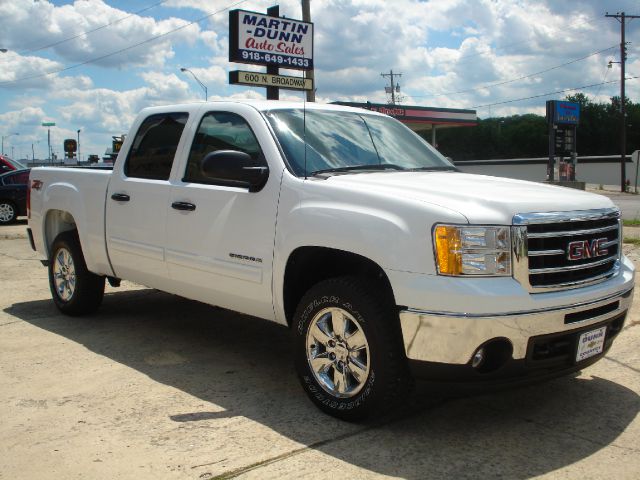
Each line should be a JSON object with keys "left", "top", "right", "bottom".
{"left": 1, "top": 221, "right": 639, "bottom": 479}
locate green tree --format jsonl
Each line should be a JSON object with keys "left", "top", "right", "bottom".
{"left": 434, "top": 94, "right": 639, "bottom": 161}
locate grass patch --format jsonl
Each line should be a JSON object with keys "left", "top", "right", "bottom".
{"left": 623, "top": 237, "right": 640, "bottom": 246}
{"left": 623, "top": 219, "right": 640, "bottom": 227}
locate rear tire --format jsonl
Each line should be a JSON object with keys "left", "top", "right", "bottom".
{"left": 0, "top": 201, "right": 17, "bottom": 224}
{"left": 292, "top": 276, "right": 411, "bottom": 421}
{"left": 48, "top": 231, "right": 105, "bottom": 316}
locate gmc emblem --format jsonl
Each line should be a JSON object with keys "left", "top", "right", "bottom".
{"left": 567, "top": 237, "right": 609, "bottom": 261}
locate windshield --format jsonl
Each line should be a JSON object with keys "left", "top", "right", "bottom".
{"left": 2, "top": 156, "right": 27, "bottom": 170}
{"left": 265, "top": 109, "right": 454, "bottom": 176}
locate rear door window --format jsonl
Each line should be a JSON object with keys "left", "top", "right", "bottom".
{"left": 124, "top": 112, "right": 188, "bottom": 180}
{"left": 2, "top": 171, "right": 29, "bottom": 185}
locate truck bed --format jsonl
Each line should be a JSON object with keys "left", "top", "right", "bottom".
{"left": 29, "top": 167, "right": 114, "bottom": 277}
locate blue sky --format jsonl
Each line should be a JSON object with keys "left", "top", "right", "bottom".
{"left": 1, "top": 0, "right": 639, "bottom": 161}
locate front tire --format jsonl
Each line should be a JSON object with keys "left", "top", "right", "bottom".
{"left": 0, "top": 201, "right": 17, "bottom": 224}
{"left": 48, "top": 231, "right": 105, "bottom": 316}
{"left": 292, "top": 276, "right": 410, "bottom": 421}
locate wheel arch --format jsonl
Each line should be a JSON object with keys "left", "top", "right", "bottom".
{"left": 282, "top": 246, "right": 397, "bottom": 328}
{"left": 44, "top": 209, "right": 78, "bottom": 258}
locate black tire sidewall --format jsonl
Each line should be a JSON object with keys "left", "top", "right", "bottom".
{"left": 293, "top": 277, "right": 404, "bottom": 420}
{"left": 48, "top": 231, "right": 104, "bottom": 315}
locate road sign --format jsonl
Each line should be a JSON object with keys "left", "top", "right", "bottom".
{"left": 41, "top": 122, "right": 56, "bottom": 127}
{"left": 229, "top": 70, "right": 313, "bottom": 91}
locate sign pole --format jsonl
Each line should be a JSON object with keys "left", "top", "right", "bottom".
{"left": 266, "top": 5, "right": 280, "bottom": 100}
{"left": 301, "top": 0, "right": 315, "bottom": 102}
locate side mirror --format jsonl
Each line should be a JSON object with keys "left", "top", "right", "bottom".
{"left": 201, "top": 150, "right": 269, "bottom": 192}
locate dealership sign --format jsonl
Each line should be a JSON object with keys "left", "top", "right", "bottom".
{"left": 229, "top": 9, "right": 313, "bottom": 70}
{"left": 546, "top": 100, "right": 580, "bottom": 125}
{"left": 229, "top": 70, "right": 313, "bottom": 91}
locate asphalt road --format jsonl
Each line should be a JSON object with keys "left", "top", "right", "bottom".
{"left": 1, "top": 222, "right": 639, "bottom": 479}
{"left": 587, "top": 188, "right": 640, "bottom": 221}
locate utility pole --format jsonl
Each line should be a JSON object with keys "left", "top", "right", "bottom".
{"left": 301, "top": 0, "right": 315, "bottom": 102}
{"left": 606, "top": 11, "right": 639, "bottom": 192}
{"left": 381, "top": 70, "right": 402, "bottom": 105}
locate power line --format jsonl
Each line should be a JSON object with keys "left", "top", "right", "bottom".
{"left": 17, "top": 1, "right": 169, "bottom": 55}
{"left": 410, "top": 45, "right": 617, "bottom": 99}
{"left": 471, "top": 75, "right": 640, "bottom": 109}
{"left": 0, "top": 0, "right": 249, "bottom": 86}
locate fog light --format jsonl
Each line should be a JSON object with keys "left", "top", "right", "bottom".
{"left": 472, "top": 348, "right": 485, "bottom": 368}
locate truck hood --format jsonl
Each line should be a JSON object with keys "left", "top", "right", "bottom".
{"left": 325, "top": 171, "right": 616, "bottom": 224}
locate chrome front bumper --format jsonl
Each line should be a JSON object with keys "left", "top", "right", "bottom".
{"left": 400, "top": 286, "right": 634, "bottom": 364}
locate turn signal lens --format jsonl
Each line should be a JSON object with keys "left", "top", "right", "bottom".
{"left": 434, "top": 225, "right": 462, "bottom": 275}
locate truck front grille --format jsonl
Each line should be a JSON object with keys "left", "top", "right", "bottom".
{"left": 512, "top": 208, "right": 621, "bottom": 292}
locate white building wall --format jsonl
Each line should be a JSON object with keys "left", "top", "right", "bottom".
{"left": 455, "top": 152, "right": 640, "bottom": 187}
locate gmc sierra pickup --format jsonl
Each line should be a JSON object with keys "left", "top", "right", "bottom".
{"left": 27, "top": 101, "right": 635, "bottom": 420}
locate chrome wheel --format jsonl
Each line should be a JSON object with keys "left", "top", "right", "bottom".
{"left": 0, "top": 203, "right": 15, "bottom": 223}
{"left": 53, "top": 247, "right": 76, "bottom": 301}
{"left": 306, "top": 307, "right": 371, "bottom": 398}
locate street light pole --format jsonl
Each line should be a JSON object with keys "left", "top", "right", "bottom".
{"left": 77, "top": 129, "right": 81, "bottom": 164}
{"left": 1, "top": 133, "right": 19, "bottom": 155}
{"left": 180, "top": 68, "right": 208, "bottom": 101}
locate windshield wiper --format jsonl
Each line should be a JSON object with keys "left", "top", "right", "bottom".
{"left": 310, "top": 164, "right": 405, "bottom": 176}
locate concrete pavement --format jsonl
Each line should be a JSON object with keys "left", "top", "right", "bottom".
{"left": 1, "top": 222, "right": 639, "bottom": 479}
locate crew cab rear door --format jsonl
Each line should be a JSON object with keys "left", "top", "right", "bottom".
{"left": 165, "top": 105, "right": 282, "bottom": 320}
{"left": 106, "top": 111, "right": 190, "bottom": 288}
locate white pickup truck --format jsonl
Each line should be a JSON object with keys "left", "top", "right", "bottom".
{"left": 27, "top": 101, "right": 635, "bottom": 420}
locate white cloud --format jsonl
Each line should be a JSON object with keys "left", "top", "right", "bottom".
{"left": 0, "top": 0, "right": 202, "bottom": 70}
{"left": 0, "top": 51, "right": 92, "bottom": 91}
{"left": 2, "top": 0, "right": 639, "bottom": 161}
{"left": 0, "top": 106, "right": 47, "bottom": 128}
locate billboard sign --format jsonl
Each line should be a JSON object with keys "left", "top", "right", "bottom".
{"left": 63, "top": 139, "right": 77, "bottom": 153}
{"left": 229, "top": 9, "right": 313, "bottom": 70}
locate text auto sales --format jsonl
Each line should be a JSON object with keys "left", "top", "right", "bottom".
{"left": 241, "top": 14, "right": 312, "bottom": 68}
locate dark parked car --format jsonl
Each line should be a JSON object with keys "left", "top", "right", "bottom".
{"left": 0, "top": 169, "right": 30, "bottom": 224}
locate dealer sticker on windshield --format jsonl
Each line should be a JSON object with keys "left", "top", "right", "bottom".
{"left": 576, "top": 326, "right": 607, "bottom": 362}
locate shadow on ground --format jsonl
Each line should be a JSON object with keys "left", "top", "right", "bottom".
{"left": 6, "top": 289, "right": 640, "bottom": 478}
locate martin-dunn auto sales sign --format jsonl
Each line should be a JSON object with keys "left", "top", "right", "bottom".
{"left": 229, "top": 9, "right": 314, "bottom": 70}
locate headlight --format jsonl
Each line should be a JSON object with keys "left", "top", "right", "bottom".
{"left": 434, "top": 225, "right": 511, "bottom": 276}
